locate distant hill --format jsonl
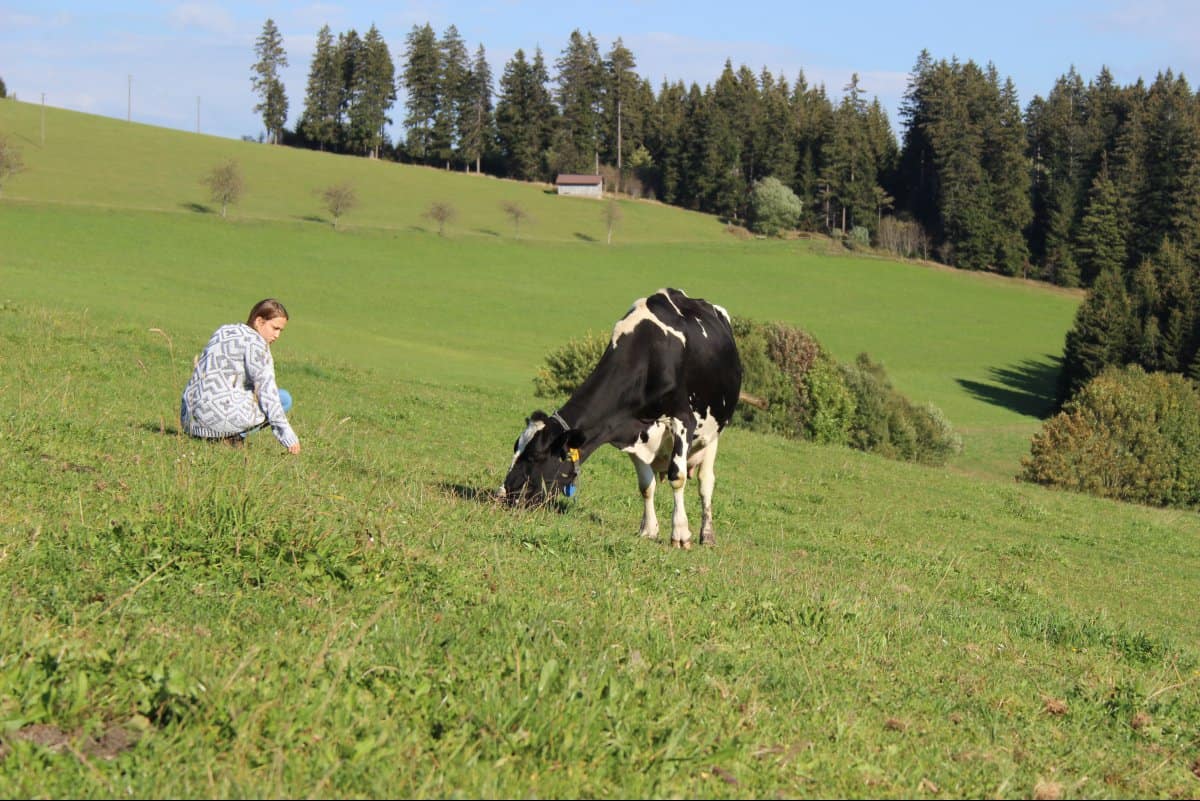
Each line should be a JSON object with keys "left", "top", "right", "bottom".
{"left": 0, "top": 98, "right": 729, "bottom": 244}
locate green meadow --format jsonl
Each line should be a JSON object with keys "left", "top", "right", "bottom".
{"left": 3, "top": 99, "right": 1200, "bottom": 799}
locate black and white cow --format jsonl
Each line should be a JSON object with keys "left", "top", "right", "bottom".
{"left": 499, "top": 287, "right": 742, "bottom": 549}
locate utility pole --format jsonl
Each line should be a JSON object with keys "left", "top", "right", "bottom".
{"left": 617, "top": 98, "right": 623, "bottom": 195}
{"left": 127, "top": 75, "right": 131, "bottom": 122}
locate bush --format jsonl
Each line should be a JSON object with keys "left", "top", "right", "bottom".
{"left": 533, "top": 330, "right": 608, "bottom": 399}
{"left": 1020, "top": 365, "right": 1200, "bottom": 508}
{"left": 730, "top": 317, "right": 805, "bottom": 437}
{"left": 748, "top": 177, "right": 802, "bottom": 237}
{"left": 847, "top": 226, "right": 871, "bottom": 250}
{"left": 533, "top": 319, "right": 960, "bottom": 467}
{"left": 839, "top": 353, "right": 962, "bottom": 465}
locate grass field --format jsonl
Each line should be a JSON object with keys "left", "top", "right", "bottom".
{"left": 4, "top": 100, "right": 1199, "bottom": 799}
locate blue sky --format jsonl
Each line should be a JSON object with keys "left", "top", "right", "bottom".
{"left": 4, "top": 1, "right": 1200, "bottom": 142}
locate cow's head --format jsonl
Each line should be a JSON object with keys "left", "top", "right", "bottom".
{"left": 499, "top": 411, "right": 585, "bottom": 506}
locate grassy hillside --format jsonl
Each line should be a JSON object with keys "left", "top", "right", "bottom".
{"left": 0, "top": 97, "right": 1082, "bottom": 483}
{"left": 9, "top": 100, "right": 1192, "bottom": 799}
{"left": 2, "top": 301, "right": 1199, "bottom": 798}
{"left": 0, "top": 200, "right": 1078, "bottom": 479}
{"left": 0, "top": 98, "right": 728, "bottom": 244}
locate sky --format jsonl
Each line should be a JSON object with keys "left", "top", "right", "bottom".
{"left": 4, "top": 1, "right": 1200, "bottom": 143}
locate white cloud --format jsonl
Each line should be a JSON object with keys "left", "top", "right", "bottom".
{"left": 169, "top": 3, "right": 235, "bottom": 36}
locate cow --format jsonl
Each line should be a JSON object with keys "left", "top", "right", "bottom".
{"left": 499, "top": 287, "right": 742, "bottom": 549}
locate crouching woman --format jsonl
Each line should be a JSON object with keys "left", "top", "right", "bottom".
{"left": 180, "top": 298, "right": 301, "bottom": 454}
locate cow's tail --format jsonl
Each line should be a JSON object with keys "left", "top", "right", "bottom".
{"left": 738, "top": 391, "right": 768, "bottom": 410}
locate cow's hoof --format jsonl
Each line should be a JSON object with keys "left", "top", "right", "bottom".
{"left": 671, "top": 539, "right": 692, "bottom": 550}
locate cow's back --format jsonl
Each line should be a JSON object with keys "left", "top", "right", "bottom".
{"left": 610, "top": 288, "right": 741, "bottom": 430}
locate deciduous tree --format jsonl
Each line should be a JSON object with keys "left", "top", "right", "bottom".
{"left": 501, "top": 200, "right": 530, "bottom": 239}
{"left": 425, "top": 201, "right": 457, "bottom": 236}
{"left": 321, "top": 183, "right": 357, "bottom": 230}
{"left": 203, "top": 159, "right": 243, "bottom": 219}
{"left": 603, "top": 198, "right": 622, "bottom": 244}
{"left": 0, "top": 135, "right": 25, "bottom": 197}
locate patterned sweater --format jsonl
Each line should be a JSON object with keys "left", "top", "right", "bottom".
{"left": 180, "top": 323, "right": 299, "bottom": 448}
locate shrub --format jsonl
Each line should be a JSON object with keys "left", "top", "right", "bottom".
{"left": 533, "top": 319, "right": 959, "bottom": 467}
{"left": 839, "top": 353, "right": 962, "bottom": 465}
{"left": 1020, "top": 365, "right": 1200, "bottom": 508}
{"left": 533, "top": 330, "right": 608, "bottom": 399}
{"left": 847, "top": 225, "right": 871, "bottom": 250}
{"left": 731, "top": 317, "right": 804, "bottom": 437}
{"left": 748, "top": 177, "right": 802, "bottom": 237}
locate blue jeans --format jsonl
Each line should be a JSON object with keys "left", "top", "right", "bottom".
{"left": 245, "top": 388, "right": 293, "bottom": 438}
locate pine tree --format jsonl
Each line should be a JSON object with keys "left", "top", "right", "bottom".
{"left": 984, "top": 74, "right": 1032, "bottom": 275}
{"left": 696, "top": 62, "right": 745, "bottom": 219}
{"left": 335, "top": 30, "right": 363, "bottom": 151}
{"left": 346, "top": 25, "right": 395, "bottom": 158}
{"left": 1074, "top": 156, "right": 1127, "bottom": 285}
{"left": 600, "top": 38, "right": 642, "bottom": 190}
{"left": 495, "top": 48, "right": 555, "bottom": 181}
{"left": 792, "top": 74, "right": 833, "bottom": 230}
{"left": 1027, "top": 69, "right": 1091, "bottom": 282}
{"left": 757, "top": 70, "right": 797, "bottom": 188}
{"left": 1056, "top": 265, "right": 1133, "bottom": 405}
{"left": 553, "top": 30, "right": 604, "bottom": 173}
{"left": 897, "top": 50, "right": 939, "bottom": 237}
{"left": 460, "top": 45, "right": 494, "bottom": 173}
{"left": 434, "top": 25, "right": 471, "bottom": 168}
{"left": 401, "top": 23, "right": 440, "bottom": 163}
{"left": 251, "top": 18, "right": 289, "bottom": 144}
{"left": 647, "top": 80, "right": 688, "bottom": 204}
{"left": 1138, "top": 71, "right": 1198, "bottom": 256}
{"left": 299, "top": 25, "right": 342, "bottom": 151}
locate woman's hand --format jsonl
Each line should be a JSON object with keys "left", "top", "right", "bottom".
{"left": 288, "top": 442, "right": 301, "bottom": 455}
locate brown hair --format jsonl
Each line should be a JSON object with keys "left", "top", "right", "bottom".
{"left": 246, "top": 298, "right": 289, "bottom": 327}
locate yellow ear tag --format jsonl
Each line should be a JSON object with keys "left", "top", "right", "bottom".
{"left": 567, "top": 447, "right": 581, "bottom": 463}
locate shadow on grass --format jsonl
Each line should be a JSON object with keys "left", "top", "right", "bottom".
{"left": 573, "top": 232, "right": 596, "bottom": 242}
{"left": 956, "top": 355, "right": 1061, "bottom": 419}
{"left": 474, "top": 228, "right": 501, "bottom": 237}
{"left": 181, "top": 202, "right": 212, "bottom": 214}
{"left": 137, "top": 421, "right": 181, "bottom": 436}
{"left": 440, "top": 482, "right": 498, "bottom": 504}
{"left": 294, "top": 214, "right": 326, "bottom": 225}
{"left": 439, "top": 482, "right": 576, "bottom": 515}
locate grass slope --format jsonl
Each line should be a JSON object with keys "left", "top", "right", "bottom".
{"left": 0, "top": 198, "right": 1078, "bottom": 479}
{"left": 0, "top": 98, "right": 727, "bottom": 243}
{"left": 7, "top": 98, "right": 1189, "bottom": 799}
{"left": 2, "top": 302, "right": 1199, "bottom": 799}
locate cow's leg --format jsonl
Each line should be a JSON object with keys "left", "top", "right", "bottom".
{"left": 665, "top": 417, "right": 693, "bottom": 549}
{"left": 631, "top": 455, "right": 659, "bottom": 540}
{"left": 696, "top": 438, "right": 720, "bottom": 545}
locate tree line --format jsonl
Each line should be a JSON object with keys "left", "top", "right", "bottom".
{"left": 249, "top": 19, "right": 1200, "bottom": 406}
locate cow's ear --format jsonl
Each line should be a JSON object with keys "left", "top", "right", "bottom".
{"left": 528, "top": 410, "right": 549, "bottom": 425}
{"left": 552, "top": 428, "right": 585, "bottom": 458}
